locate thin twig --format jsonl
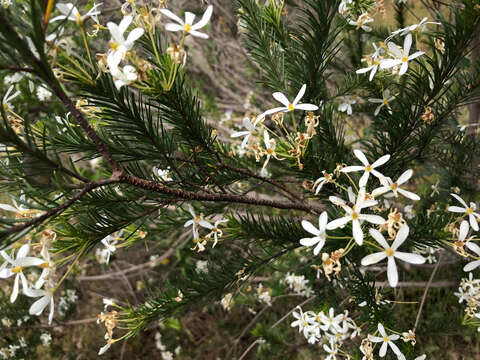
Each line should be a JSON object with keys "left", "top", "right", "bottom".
{"left": 414, "top": 253, "right": 443, "bottom": 331}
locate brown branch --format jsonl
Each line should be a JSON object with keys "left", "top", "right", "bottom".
{"left": 119, "top": 172, "right": 318, "bottom": 213}
{"left": 0, "top": 65, "right": 35, "bottom": 73}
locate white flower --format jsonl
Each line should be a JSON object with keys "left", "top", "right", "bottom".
{"left": 372, "top": 169, "right": 420, "bottom": 200}
{"left": 26, "top": 286, "right": 55, "bottom": 325}
{"left": 291, "top": 306, "right": 311, "bottom": 335}
{"left": 356, "top": 43, "right": 382, "bottom": 81}
{"left": 323, "top": 339, "right": 338, "bottom": 360}
{"left": 262, "top": 130, "right": 280, "bottom": 169}
{"left": 40, "top": 333, "right": 52, "bottom": 346}
{"left": 184, "top": 205, "right": 210, "bottom": 239}
{"left": 0, "top": 244, "right": 43, "bottom": 302}
{"left": 34, "top": 249, "right": 54, "bottom": 290}
{"left": 154, "top": 166, "right": 173, "bottom": 182}
{"left": 368, "top": 90, "right": 395, "bottom": 116}
{"left": 348, "top": 13, "right": 373, "bottom": 32}
{"left": 361, "top": 226, "right": 426, "bottom": 287}
{"left": 341, "top": 149, "right": 390, "bottom": 188}
{"left": 380, "top": 34, "right": 424, "bottom": 76}
{"left": 2, "top": 85, "right": 20, "bottom": 111}
{"left": 448, "top": 193, "right": 480, "bottom": 231}
{"left": 36, "top": 87, "right": 52, "bottom": 101}
{"left": 107, "top": 52, "right": 138, "bottom": 90}
{"left": 319, "top": 307, "right": 343, "bottom": 333}
{"left": 231, "top": 117, "right": 259, "bottom": 148}
{"left": 257, "top": 84, "right": 319, "bottom": 121}
{"left": 99, "top": 235, "right": 118, "bottom": 264}
{"left": 368, "top": 323, "right": 405, "bottom": 360}
{"left": 389, "top": 17, "right": 440, "bottom": 38}
{"left": 414, "top": 355, "right": 426, "bottom": 360}
{"left": 160, "top": 5, "right": 213, "bottom": 39}
{"left": 337, "top": 95, "right": 356, "bottom": 115}
{"left": 327, "top": 189, "right": 385, "bottom": 245}
{"left": 51, "top": 2, "right": 102, "bottom": 25}
{"left": 107, "top": 16, "right": 144, "bottom": 57}
{"left": 300, "top": 211, "right": 328, "bottom": 255}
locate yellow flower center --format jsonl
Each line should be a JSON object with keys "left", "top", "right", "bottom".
{"left": 184, "top": 23, "right": 192, "bottom": 32}
{"left": 11, "top": 266, "right": 22, "bottom": 274}
{"left": 365, "top": 164, "right": 372, "bottom": 172}
{"left": 383, "top": 99, "right": 388, "bottom": 105}
{"left": 193, "top": 237, "right": 200, "bottom": 243}
{"left": 110, "top": 42, "right": 119, "bottom": 51}
{"left": 331, "top": 351, "right": 335, "bottom": 355}
{"left": 384, "top": 336, "right": 390, "bottom": 342}
{"left": 391, "top": 183, "right": 398, "bottom": 190}
{"left": 351, "top": 212, "right": 359, "bottom": 220}
{"left": 212, "top": 227, "right": 218, "bottom": 233}
{"left": 267, "top": 148, "right": 274, "bottom": 155}
{"left": 2, "top": 103, "right": 7, "bottom": 110}
{"left": 386, "top": 248, "right": 394, "bottom": 256}
{"left": 402, "top": 56, "right": 408, "bottom": 62}
{"left": 466, "top": 207, "right": 474, "bottom": 215}
{"left": 288, "top": 104, "right": 295, "bottom": 111}
{"left": 39, "top": 262, "right": 50, "bottom": 269}
{"left": 374, "top": 60, "right": 380, "bottom": 65}
{"left": 303, "top": 321, "right": 308, "bottom": 327}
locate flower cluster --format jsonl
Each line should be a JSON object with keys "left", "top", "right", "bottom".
{"left": 300, "top": 149, "right": 424, "bottom": 287}
{"left": 284, "top": 272, "right": 313, "bottom": 297}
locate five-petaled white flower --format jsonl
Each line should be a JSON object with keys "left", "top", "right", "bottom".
{"left": 348, "top": 13, "right": 373, "bottom": 32}
{"left": 372, "top": 169, "right": 420, "bottom": 201}
{"left": 327, "top": 189, "right": 385, "bottom": 245}
{"left": 337, "top": 95, "right": 356, "bottom": 115}
{"left": 368, "top": 90, "right": 395, "bottom": 116}
{"left": 361, "top": 226, "right": 426, "bottom": 287}
{"left": 380, "top": 34, "right": 424, "bottom": 76}
{"left": 2, "top": 85, "right": 20, "bottom": 111}
{"left": 107, "top": 15, "right": 144, "bottom": 57}
{"left": 160, "top": 5, "right": 213, "bottom": 39}
{"left": 257, "top": 84, "right": 319, "bottom": 121}
{"left": 368, "top": 323, "right": 406, "bottom": 360}
{"left": 184, "top": 205, "right": 210, "bottom": 240}
{"left": 0, "top": 244, "right": 43, "bottom": 302}
{"left": 319, "top": 307, "right": 343, "bottom": 333}
{"left": 356, "top": 43, "right": 382, "bottom": 81}
{"left": 341, "top": 149, "right": 390, "bottom": 188}
{"left": 51, "top": 2, "right": 102, "bottom": 25}
{"left": 231, "top": 117, "right": 260, "bottom": 149}
{"left": 448, "top": 193, "right": 480, "bottom": 231}
{"left": 262, "top": 130, "right": 281, "bottom": 169}
{"left": 323, "top": 339, "right": 338, "bottom": 360}
{"left": 300, "top": 211, "right": 328, "bottom": 255}
{"left": 99, "top": 234, "right": 118, "bottom": 265}
{"left": 291, "top": 306, "right": 310, "bottom": 334}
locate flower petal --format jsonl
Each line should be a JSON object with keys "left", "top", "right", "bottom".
{"left": 160, "top": 9, "right": 184, "bottom": 24}
{"left": 326, "top": 216, "right": 350, "bottom": 230}
{"left": 300, "top": 237, "right": 319, "bottom": 247}
{"left": 192, "top": 5, "right": 213, "bottom": 30}
{"left": 352, "top": 219, "right": 363, "bottom": 245}
{"left": 272, "top": 92, "right": 291, "bottom": 108}
{"left": 392, "top": 225, "right": 409, "bottom": 250}
{"left": 295, "top": 103, "right": 319, "bottom": 111}
{"left": 292, "top": 84, "right": 306, "bottom": 106}
{"left": 387, "top": 257, "right": 398, "bottom": 287}
{"left": 394, "top": 251, "right": 426, "bottom": 264}
{"left": 397, "top": 188, "right": 420, "bottom": 201}
{"left": 396, "top": 169, "right": 413, "bottom": 185}
{"left": 353, "top": 149, "right": 369, "bottom": 166}
{"left": 301, "top": 220, "right": 320, "bottom": 236}
{"left": 451, "top": 193, "right": 468, "bottom": 207}
{"left": 369, "top": 228, "right": 389, "bottom": 249}
{"left": 464, "top": 260, "right": 480, "bottom": 272}
{"left": 361, "top": 251, "right": 387, "bottom": 266}
{"left": 372, "top": 154, "right": 390, "bottom": 168}
{"left": 341, "top": 165, "right": 364, "bottom": 173}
